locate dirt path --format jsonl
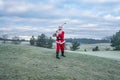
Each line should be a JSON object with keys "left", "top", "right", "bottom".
{"left": 66, "top": 50, "right": 120, "bottom": 61}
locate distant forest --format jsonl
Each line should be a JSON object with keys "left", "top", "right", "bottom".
{"left": 0, "top": 37, "right": 110, "bottom": 44}
{"left": 65, "top": 38, "right": 110, "bottom": 44}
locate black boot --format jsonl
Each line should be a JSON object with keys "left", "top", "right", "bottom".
{"left": 61, "top": 52, "right": 66, "bottom": 57}
{"left": 56, "top": 52, "right": 60, "bottom": 59}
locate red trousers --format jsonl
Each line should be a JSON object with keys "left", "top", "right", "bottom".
{"left": 56, "top": 43, "right": 64, "bottom": 53}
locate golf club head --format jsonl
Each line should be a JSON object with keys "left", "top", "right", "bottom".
{"left": 61, "top": 23, "right": 67, "bottom": 26}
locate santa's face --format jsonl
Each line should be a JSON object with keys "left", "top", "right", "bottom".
{"left": 59, "top": 29, "right": 62, "bottom": 30}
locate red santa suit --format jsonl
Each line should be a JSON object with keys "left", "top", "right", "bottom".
{"left": 56, "top": 30, "right": 65, "bottom": 53}
{"left": 55, "top": 26, "right": 65, "bottom": 58}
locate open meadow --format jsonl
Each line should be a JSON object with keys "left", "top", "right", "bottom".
{"left": 0, "top": 43, "right": 120, "bottom": 80}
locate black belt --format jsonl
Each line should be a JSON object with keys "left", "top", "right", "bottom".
{"left": 57, "top": 38, "right": 64, "bottom": 40}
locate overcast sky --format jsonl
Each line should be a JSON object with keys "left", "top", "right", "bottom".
{"left": 0, "top": 0, "right": 120, "bottom": 39}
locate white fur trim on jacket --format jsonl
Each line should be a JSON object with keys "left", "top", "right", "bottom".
{"left": 56, "top": 41, "right": 65, "bottom": 44}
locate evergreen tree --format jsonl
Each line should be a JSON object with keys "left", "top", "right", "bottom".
{"left": 111, "top": 30, "right": 120, "bottom": 50}
{"left": 30, "top": 36, "right": 35, "bottom": 45}
{"left": 92, "top": 46, "right": 99, "bottom": 51}
{"left": 36, "top": 35, "right": 41, "bottom": 46}
{"left": 36, "top": 34, "right": 47, "bottom": 47}
{"left": 35, "top": 34, "right": 54, "bottom": 48}
{"left": 70, "top": 41, "right": 80, "bottom": 51}
{"left": 47, "top": 37, "right": 54, "bottom": 48}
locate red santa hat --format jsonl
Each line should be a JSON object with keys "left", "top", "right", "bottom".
{"left": 58, "top": 26, "right": 62, "bottom": 29}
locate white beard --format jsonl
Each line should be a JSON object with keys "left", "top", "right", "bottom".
{"left": 57, "top": 30, "right": 62, "bottom": 34}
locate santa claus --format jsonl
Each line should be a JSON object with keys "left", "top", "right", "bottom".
{"left": 53, "top": 26, "right": 66, "bottom": 59}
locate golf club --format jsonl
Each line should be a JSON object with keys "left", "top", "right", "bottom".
{"left": 61, "top": 23, "right": 67, "bottom": 26}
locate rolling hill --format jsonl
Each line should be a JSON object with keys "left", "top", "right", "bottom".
{"left": 0, "top": 44, "right": 120, "bottom": 80}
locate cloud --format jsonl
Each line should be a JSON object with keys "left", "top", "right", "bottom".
{"left": 0, "top": 27, "right": 13, "bottom": 31}
{"left": 6, "top": 3, "right": 33, "bottom": 13}
{"left": 19, "top": 36, "right": 32, "bottom": 40}
{"left": 0, "top": 0, "right": 120, "bottom": 39}
{"left": 0, "top": 1, "right": 32, "bottom": 15}
{"left": 81, "top": 0, "right": 120, "bottom": 4}
{"left": 104, "top": 14, "right": 120, "bottom": 21}
{"left": 0, "top": 0, "right": 4, "bottom": 10}
{"left": 0, "top": 0, "right": 99, "bottom": 19}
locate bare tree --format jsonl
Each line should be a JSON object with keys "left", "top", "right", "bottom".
{"left": 2, "top": 34, "right": 8, "bottom": 44}
{"left": 12, "top": 36, "right": 21, "bottom": 44}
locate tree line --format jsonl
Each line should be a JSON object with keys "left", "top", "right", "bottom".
{"left": 65, "top": 38, "right": 110, "bottom": 44}
{"left": 30, "top": 34, "right": 53, "bottom": 49}
{"left": 1, "top": 30, "right": 120, "bottom": 51}
{"left": 111, "top": 30, "right": 120, "bottom": 50}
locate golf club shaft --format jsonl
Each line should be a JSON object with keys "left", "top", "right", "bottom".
{"left": 61, "top": 23, "right": 66, "bottom": 26}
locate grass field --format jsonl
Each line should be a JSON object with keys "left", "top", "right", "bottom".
{"left": 0, "top": 44, "right": 120, "bottom": 80}
{"left": 78, "top": 43, "right": 113, "bottom": 51}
